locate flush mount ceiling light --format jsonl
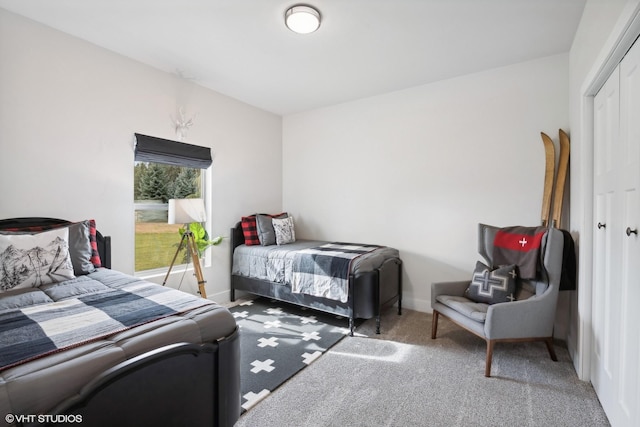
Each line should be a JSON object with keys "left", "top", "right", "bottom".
{"left": 285, "top": 5, "right": 321, "bottom": 34}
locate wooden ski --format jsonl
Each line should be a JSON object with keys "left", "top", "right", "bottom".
{"left": 540, "top": 132, "right": 556, "bottom": 227}
{"left": 551, "top": 129, "right": 570, "bottom": 228}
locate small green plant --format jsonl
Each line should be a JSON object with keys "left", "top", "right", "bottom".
{"left": 178, "top": 222, "right": 223, "bottom": 261}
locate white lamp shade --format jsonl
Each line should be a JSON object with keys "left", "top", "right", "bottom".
{"left": 285, "top": 5, "right": 321, "bottom": 34}
{"left": 168, "top": 198, "right": 207, "bottom": 224}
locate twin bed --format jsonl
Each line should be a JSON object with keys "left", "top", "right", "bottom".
{"left": 229, "top": 220, "right": 403, "bottom": 335}
{"left": 0, "top": 218, "right": 240, "bottom": 427}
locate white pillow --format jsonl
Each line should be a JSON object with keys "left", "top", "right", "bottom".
{"left": 273, "top": 216, "right": 296, "bottom": 245}
{"left": 0, "top": 227, "right": 75, "bottom": 292}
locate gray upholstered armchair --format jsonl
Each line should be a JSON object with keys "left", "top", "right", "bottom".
{"left": 431, "top": 223, "right": 564, "bottom": 377}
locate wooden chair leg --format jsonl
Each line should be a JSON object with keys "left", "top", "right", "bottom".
{"left": 545, "top": 337, "right": 558, "bottom": 361}
{"left": 431, "top": 311, "right": 439, "bottom": 339}
{"left": 485, "top": 340, "right": 495, "bottom": 377}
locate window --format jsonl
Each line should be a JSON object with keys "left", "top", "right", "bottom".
{"left": 133, "top": 134, "right": 212, "bottom": 273}
{"left": 134, "top": 163, "right": 203, "bottom": 272}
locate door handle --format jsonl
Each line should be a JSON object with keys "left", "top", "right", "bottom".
{"left": 626, "top": 227, "right": 638, "bottom": 236}
{"left": 597, "top": 222, "right": 606, "bottom": 229}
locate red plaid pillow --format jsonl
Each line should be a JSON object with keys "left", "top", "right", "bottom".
{"left": 88, "top": 219, "right": 102, "bottom": 268}
{"left": 241, "top": 216, "right": 260, "bottom": 246}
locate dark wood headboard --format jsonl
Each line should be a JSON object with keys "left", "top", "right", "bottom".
{"left": 229, "top": 222, "right": 245, "bottom": 277}
{"left": 230, "top": 221, "right": 245, "bottom": 250}
{"left": 0, "top": 217, "right": 111, "bottom": 269}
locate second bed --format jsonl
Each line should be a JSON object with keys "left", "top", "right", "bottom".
{"left": 230, "top": 222, "right": 403, "bottom": 335}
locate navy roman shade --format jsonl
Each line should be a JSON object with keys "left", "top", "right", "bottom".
{"left": 134, "top": 133, "right": 212, "bottom": 169}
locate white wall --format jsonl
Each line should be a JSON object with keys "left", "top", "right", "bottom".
{"left": 0, "top": 9, "right": 282, "bottom": 301}
{"left": 283, "top": 54, "right": 569, "bottom": 314}
{"left": 568, "top": 0, "right": 639, "bottom": 379}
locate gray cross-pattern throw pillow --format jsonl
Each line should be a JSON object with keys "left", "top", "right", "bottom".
{"left": 465, "top": 261, "right": 517, "bottom": 304}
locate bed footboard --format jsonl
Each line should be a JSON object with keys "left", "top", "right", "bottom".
{"left": 46, "top": 329, "right": 240, "bottom": 427}
{"left": 350, "top": 257, "right": 403, "bottom": 333}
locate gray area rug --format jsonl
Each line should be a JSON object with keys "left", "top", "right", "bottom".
{"left": 234, "top": 307, "right": 609, "bottom": 427}
{"left": 229, "top": 298, "right": 348, "bottom": 412}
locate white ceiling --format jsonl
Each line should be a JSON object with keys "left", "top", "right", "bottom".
{"left": 0, "top": 0, "right": 586, "bottom": 116}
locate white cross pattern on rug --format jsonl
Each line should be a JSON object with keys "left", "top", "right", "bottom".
{"left": 250, "top": 359, "right": 275, "bottom": 373}
{"left": 301, "top": 351, "right": 322, "bottom": 365}
{"left": 302, "top": 331, "right": 321, "bottom": 341}
{"left": 233, "top": 310, "right": 249, "bottom": 319}
{"left": 258, "top": 337, "right": 279, "bottom": 348}
{"left": 263, "top": 320, "right": 282, "bottom": 329}
{"left": 242, "top": 389, "right": 270, "bottom": 411}
{"left": 239, "top": 300, "right": 254, "bottom": 306}
{"left": 230, "top": 297, "right": 349, "bottom": 415}
{"left": 299, "top": 315, "right": 318, "bottom": 324}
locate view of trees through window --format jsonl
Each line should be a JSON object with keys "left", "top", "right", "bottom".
{"left": 134, "top": 162, "right": 202, "bottom": 272}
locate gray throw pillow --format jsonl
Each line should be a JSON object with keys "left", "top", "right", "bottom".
{"left": 68, "top": 220, "right": 97, "bottom": 275}
{"left": 465, "top": 261, "right": 517, "bottom": 304}
{"left": 256, "top": 213, "right": 288, "bottom": 246}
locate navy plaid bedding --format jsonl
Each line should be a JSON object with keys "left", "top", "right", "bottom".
{"left": 291, "top": 242, "right": 383, "bottom": 303}
{"left": 0, "top": 279, "right": 213, "bottom": 371}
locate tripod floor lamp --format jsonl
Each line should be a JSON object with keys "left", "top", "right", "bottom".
{"left": 162, "top": 198, "right": 208, "bottom": 298}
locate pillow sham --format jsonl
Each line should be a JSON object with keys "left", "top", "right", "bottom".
{"left": 256, "top": 213, "right": 288, "bottom": 246}
{"left": 0, "top": 227, "right": 75, "bottom": 292}
{"left": 273, "top": 216, "right": 296, "bottom": 245}
{"left": 465, "top": 261, "right": 517, "bottom": 305}
{"left": 1, "top": 219, "right": 99, "bottom": 274}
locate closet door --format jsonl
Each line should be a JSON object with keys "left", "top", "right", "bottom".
{"left": 592, "top": 63, "right": 621, "bottom": 425}
{"left": 592, "top": 38, "right": 640, "bottom": 427}
{"left": 617, "top": 35, "right": 640, "bottom": 426}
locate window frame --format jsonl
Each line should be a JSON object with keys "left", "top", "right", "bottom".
{"left": 132, "top": 135, "right": 213, "bottom": 277}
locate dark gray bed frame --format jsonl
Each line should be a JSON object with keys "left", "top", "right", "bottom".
{"left": 0, "top": 218, "right": 240, "bottom": 427}
{"left": 229, "top": 221, "right": 403, "bottom": 335}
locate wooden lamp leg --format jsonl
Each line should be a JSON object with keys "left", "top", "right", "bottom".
{"left": 162, "top": 232, "right": 188, "bottom": 287}
{"left": 186, "top": 232, "right": 207, "bottom": 299}
{"left": 161, "top": 229, "right": 207, "bottom": 299}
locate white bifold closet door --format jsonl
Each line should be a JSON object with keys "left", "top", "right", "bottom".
{"left": 592, "top": 36, "right": 640, "bottom": 427}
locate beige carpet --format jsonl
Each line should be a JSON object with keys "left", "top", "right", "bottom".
{"left": 234, "top": 307, "right": 609, "bottom": 427}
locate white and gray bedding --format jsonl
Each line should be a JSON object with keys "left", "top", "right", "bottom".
{"left": 0, "top": 268, "right": 236, "bottom": 419}
{"left": 232, "top": 240, "right": 400, "bottom": 302}
{"left": 1, "top": 269, "right": 216, "bottom": 371}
